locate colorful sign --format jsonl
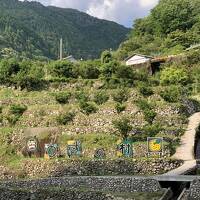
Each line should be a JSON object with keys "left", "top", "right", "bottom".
{"left": 94, "top": 148, "right": 106, "bottom": 159}
{"left": 45, "top": 144, "right": 59, "bottom": 158}
{"left": 67, "top": 140, "right": 82, "bottom": 158}
{"left": 27, "top": 137, "right": 38, "bottom": 153}
{"left": 147, "top": 137, "right": 163, "bottom": 154}
{"left": 117, "top": 138, "right": 133, "bottom": 158}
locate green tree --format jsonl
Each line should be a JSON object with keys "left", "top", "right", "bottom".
{"left": 101, "top": 50, "right": 112, "bottom": 64}
{"left": 160, "top": 67, "right": 189, "bottom": 85}
{"left": 113, "top": 117, "right": 132, "bottom": 139}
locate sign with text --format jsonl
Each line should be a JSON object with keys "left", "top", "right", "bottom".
{"left": 117, "top": 138, "right": 133, "bottom": 158}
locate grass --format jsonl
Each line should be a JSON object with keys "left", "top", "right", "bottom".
{"left": 0, "top": 84, "right": 190, "bottom": 177}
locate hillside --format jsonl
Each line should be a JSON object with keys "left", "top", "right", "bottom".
{"left": 0, "top": 0, "right": 129, "bottom": 60}
{"left": 117, "top": 0, "right": 200, "bottom": 60}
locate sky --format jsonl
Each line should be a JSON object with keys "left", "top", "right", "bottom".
{"left": 21, "top": 0, "right": 159, "bottom": 27}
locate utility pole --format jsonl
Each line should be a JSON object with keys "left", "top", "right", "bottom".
{"left": 59, "top": 38, "right": 63, "bottom": 60}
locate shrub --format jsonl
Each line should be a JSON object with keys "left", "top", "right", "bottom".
{"left": 9, "top": 104, "right": 27, "bottom": 116}
{"left": 79, "top": 61, "right": 100, "bottom": 79}
{"left": 134, "top": 69, "right": 149, "bottom": 82}
{"left": 186, "top": 49, "right": 200, "bottom": 66}
{"left": 6, "top": 115, "right": 20, "bottom": 126}
{"left": 101, "top": 61, "right": 118, "bottom": 78}
{"left": 79, "top": 101, "right": 98, "bottom": 115}
{"left": 138, "top": 83, "right": 154, "bottom": 96}
{"left": 0, "top": 106, "right": 2, "bottom": 114}
{"left": 0, "top": 58, "right": 20, "bottom": 84}
{"left": 115, "top": 103, "right": 126, "bottom": 114}
{"left": 160, "top": 86, "right": 182, "bottom": 103}
{"left": 135, "top": 99, "right": 154, "bottom": 111}
{"left": 113, "top": 117, "right": 132, "bottom": 139}
{"left": 55, "top": 92, "right": 71, "bottom": 104}
{"left": 101, "top": 50, "right": 112, "bottom": 64}
{"left": 115, "top": 65, "right": 134, "bottom": 79}
{"left": 56, "top": 111, "right": 75, "bottom": 125}
{"left": 0, "top": 114, "right": 3, "bottom": 124}
{"left": 94, "top": 90, "right": 109, "bottom": 105}
{"left": 75, "top": 91, "right": 90, "bottom": 102}
{"left": 143, "top": 109, "right": 157, "bottom": 124}
{"left": 14, "top": 60, "right": 46, "bottom": 91}
{"left": 112, "top": 88, "right": 129, "bottom": 103}
{"left": 48, "top": 60, "right": 78, "bottom": 78}
{"left": 143, "top": 123, "right": 162, "bottom": 136}
{"left": 160, "top": 66, "right": 189, "bottom": 85}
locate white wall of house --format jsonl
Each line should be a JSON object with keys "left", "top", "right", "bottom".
{"left": 126, "top": 55, "right": 151, "bottom": 66}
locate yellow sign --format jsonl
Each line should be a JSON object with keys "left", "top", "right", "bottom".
{"left": 147, "top": 137, "right": 163, "bottom": 153}
{"left": 67, "top": 140, "right": 76, "bottom": 145}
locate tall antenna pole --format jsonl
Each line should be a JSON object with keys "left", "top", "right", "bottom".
{"left": 60, "top": 38, "right": 63, "bottom": 60}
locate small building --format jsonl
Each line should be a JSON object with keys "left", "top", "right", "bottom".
{"left": 125, "top": 54, "right": 153, "bottom": 66}
{"left": 124, "top": 54, "right": 155, "bottom": 74}
{"left": 124, "top": 54, "right": 173, "bottom": 75}
{"left": 63, "top": 55, "right": 77, "bottom": 63}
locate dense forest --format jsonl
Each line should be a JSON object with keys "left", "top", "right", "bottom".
{"left": 0, "top": 0, "right": 129, "bottom": 60}
{"left": 117, "top": 0, "right": 200, "bottom": 60}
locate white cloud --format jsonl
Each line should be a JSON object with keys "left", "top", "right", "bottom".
{"left": 20, "top": 0, "right": 159, "bottom": 27}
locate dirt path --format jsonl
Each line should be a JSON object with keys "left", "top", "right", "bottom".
{"left": 164, "top": 112, "right": 200, "bottom": 175}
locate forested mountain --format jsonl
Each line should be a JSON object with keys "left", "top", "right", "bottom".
{"left": 0, "top": 0, "right": 129, "bottom": 60}
{"left": 117, "top": 0, "right": 200, "bottom": 60}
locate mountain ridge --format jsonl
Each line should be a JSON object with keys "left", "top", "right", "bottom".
{"left": 0, "top": 0, "right": 129, "bottom": 59}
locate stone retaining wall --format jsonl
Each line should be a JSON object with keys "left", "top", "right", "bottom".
{"left": 0, "top": 177, "right": 162, "bottom": 193}
{"left": 0, "top": 187, "right": 116, "bottom": 200}
{"left": 0, "top": 177, "right": 164, "bottom": 200}
{"left": 188, "top": 179, "right": 200, "bottom": 199}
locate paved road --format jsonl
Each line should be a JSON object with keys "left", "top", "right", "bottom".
{"left": 164, "top": 112, "right": 200, "bottom": 176}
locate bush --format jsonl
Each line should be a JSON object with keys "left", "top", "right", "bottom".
{"left": 115, "top": 65, "right": 134, "bottom": 79}
{"left": 94, "top": 90, "right": 109, "bottom": 105}
{"left": 79, "top": 101, "right": 98, "bottom": 115}
{"left": 186, "top": 49, "right": 200, "bottom": 66}
{"left": 138, "top": 83, "right": 154, "bottom": 96}
{"left": 0, "top": 58, "right": 20, "bottom": 84}
{"left": 135, "top": 99, "right": 154, "bottom": 111}
{"left": 143, "top": 109, "right": 157, "bottom": 124}
{"left": 113, "top": 117, "right": 132, "bottom": 139}
{"left": 6, "top": 115, "right": 20, "bottom": 126}
{"left": 160, "top": 86, "right": 182, "bottom": 103}
{"left": 132, "top": 123, "right": 162, "bottom": 141}
{"left": 79, "top": 61, "right": 100, "bottom": 79}
{"left": 49, "top": 60, "right": 78, "bottom": 78}
{"left": 101, "top": 61, "right": 118, "bottom": 78}
{"left": 112, "top": 88, "right": 129, "bottom": 103}
{"left": 75, "top": 91, "right": 90, "bottom": 102}
{"left": 56, "top": 111, "right": 75, "bottom": 125}
{"left": 55, "top": 92, "right": 71, "bottom": 104}
{"left": 9, "top": 104, "right": 27, "bottom": 116}
{"left": 160, "top": 66, "right": 189, "bottom": 85}
{"left": 101, "top": 50, "right": 112, "bottom": 64}
{"left": 115, "top": 103, "right": 126, "bottom": 114}
{"left": 0, "top": 114, "right": 3, "bottom": 124}
{"left": 0, "top": 106, "right": 2, "bottom": 114}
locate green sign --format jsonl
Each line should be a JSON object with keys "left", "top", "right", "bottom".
{"left": 66, "top": 140, "right": 82, "bottom": 158}
{"left": 45, "top": 144, "right": 59, "bottom": 158}
{"left": 117, "top": 138, "right": 133, "bottom": 158}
